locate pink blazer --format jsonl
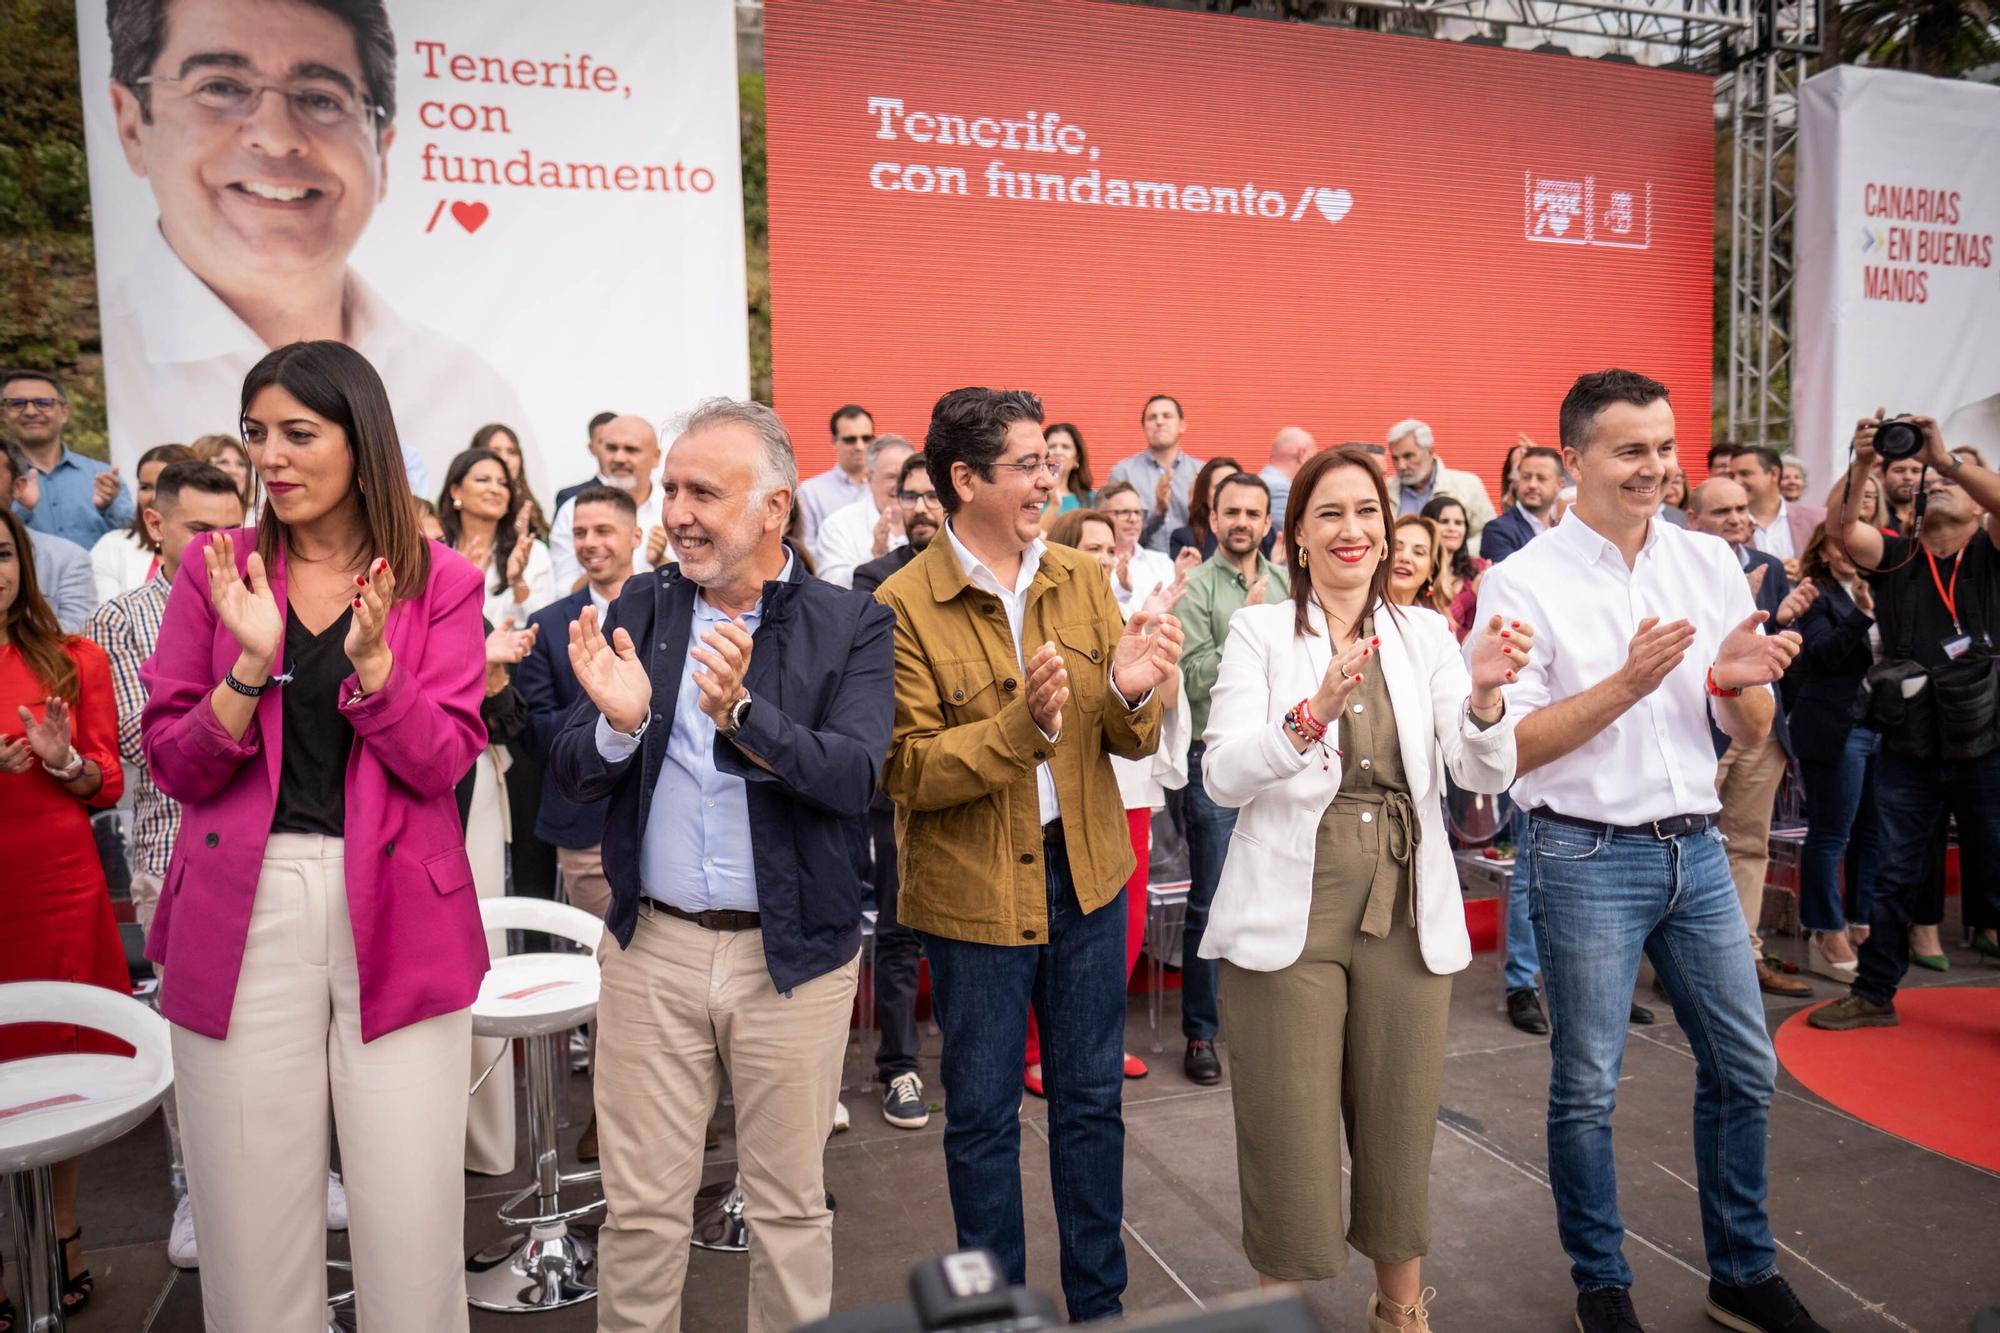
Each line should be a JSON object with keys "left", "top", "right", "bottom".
{"left": 141, "top": 531, "right": 491, "bottom": 1042}
{"left": 1787, "top": 501, "right": 1828, "bottom": 557}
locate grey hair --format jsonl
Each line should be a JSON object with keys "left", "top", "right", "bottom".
{"left": 1781, "top": 456, "right": 1809, "bottom": 482}
{"left": 1386, "top": 418, "right": 1434, "bottom": 451}
{"left": 674, "top": 397, "right": 799, "bottom": 504}
{"left": 867, "top": 433, "right": 915, "bottom": 469}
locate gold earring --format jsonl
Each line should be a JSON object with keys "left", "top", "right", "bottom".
{"left": 1298, "top": 547, "right": 1308, "bottom": 566}
{"left": 452, "top": 497, "right": 462, "bottom": 510}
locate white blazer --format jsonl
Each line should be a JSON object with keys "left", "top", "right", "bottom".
{"left": 1197, "top": 598, "right": 1517, "bottom": 976}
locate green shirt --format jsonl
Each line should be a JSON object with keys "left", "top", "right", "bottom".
{"left": 1180, "top": 550, "right": 1291, "bottom": 736}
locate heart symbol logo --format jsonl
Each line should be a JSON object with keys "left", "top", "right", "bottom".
{"left": 1314, "top": 188, "right": 1353, "bottom": 225}
{"left": 450, "top": 201, "right": 489, "bottom": 234}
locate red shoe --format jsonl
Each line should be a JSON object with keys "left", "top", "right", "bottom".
{"left": 1122, "top": 1053, "right": 1149, "bottom": 1079}
{"left": 1023, "top": 1064, "right": 1045, "bottom": 1098}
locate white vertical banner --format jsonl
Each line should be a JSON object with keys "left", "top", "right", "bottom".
{"left": 1794, "top": 66, "right": 2000, "bottom": 489}
{"left": 76, "top": 0, "right": 748, "bottom": 499}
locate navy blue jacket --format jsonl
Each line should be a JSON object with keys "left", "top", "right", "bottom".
{"left": 552, "top": 476, "right": 602, "bottom": 516}
{"left": 1478, "top": 506, "right": 1541, "bottom": 564}
{"left": 1710, "top": 546, "right": 1794, "bottom": 761}
{"left": 549, "top": 554, "right": 896, "bottom": 990}
{"left": 1782, "top": 580, "right": 1875, "bottom": 765}
{"left": 517, "top": 588, "right": 606, "bottom": 849}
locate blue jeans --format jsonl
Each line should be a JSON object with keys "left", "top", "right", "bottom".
{"left": 1504, "top": 807, "right": 1540, "bottom": 992}
{"left": 1527, "top": 814, "right": 1779, "bottom": 1292}
{"left": 1854, "top": 747, "right": 2000, "bottom": 1006}
{"left": 918, "top": 843, "right": 1128, "bottom": 1321}
{"left": 1797, "top": 727, "right": 1881, "bottom": 934}
{"left": 1179, "top": 741, "right": 1237, "bottom": 1041}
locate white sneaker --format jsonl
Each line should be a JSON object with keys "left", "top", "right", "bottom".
{"left": 831, "top": 1100, "right": 850, "bottom": 1135}
{"left": 326, "top": 1171, "right": 349, "bottom": 1231}
{"left": 166, "top": 1193, "right": 199, "bottom": 1269}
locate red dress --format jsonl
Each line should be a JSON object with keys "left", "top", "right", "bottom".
{"left": 0, "top": 639, "right": 130, "bottom": 1063}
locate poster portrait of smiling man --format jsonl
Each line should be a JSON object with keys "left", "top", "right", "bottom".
{"left": 75, "top": 0, "right": 750, "bottom": 497}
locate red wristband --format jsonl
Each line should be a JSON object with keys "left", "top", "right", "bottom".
{"left": 1706, "top": 666, "right": 1741, "bottom": 699}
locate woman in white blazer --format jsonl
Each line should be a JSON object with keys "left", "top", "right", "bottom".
{"left": 1199, "top": 447, "right": 1533, "bottom": 1332}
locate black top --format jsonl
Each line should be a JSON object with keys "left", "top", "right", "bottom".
{"left": 272, "top": 605, "right": 356, "bottom": 836}
{"left": 1868, "top": 530, "right": 2000, "bottom": 668}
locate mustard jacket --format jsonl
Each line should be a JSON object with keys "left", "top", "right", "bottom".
{"left": 875, "top": 536, "right": 1163, "bottom": 944}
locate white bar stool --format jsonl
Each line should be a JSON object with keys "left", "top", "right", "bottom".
{"left": 462, "top": 897, "right": 605, "bottom": 1313}
{"left": 0, "top": 982, "right": 173, "bottom": 1333}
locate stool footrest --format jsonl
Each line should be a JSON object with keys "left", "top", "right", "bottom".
{"left": 496, "top": 1170, "right": 604, "bottom": 1229}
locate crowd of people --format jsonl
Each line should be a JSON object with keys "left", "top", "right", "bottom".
{"left": 3, "top": 352, "right": 1997, "bottom": 1333}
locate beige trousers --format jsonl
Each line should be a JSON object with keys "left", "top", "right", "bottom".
{"left": 131, "top": 868, "right": 165, "bottom": 935}
{"left": 170, "top": 834, "right": 472, "bottom": 1333}
{"left": 1715, "top": 734, "right": 1790, "bottom": 953}
{"left": 556, "top": 843, "right": 612, "bottom": 920}
{"left": 465, "top": 748, "right": 516, "bottom": 1175}
{"left": 594, "top": 907, "right": 857, "bottom": 1333}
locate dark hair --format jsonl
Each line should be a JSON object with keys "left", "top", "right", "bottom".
{"left": 1393, "top": 514, "right": 1450, "bottom": 615}
{"left": 1094, "top": 479, "right": 1139, "bottom": 507}
{"left": 1558, "top": 369, "right": 1669, "bottom": 454}
{"left": 588, "top": 411, "right": 617, "bottom": 438}
{"left": 1185, "top": 457, "right": 1243, "bottom": 547}
{"left": 829, "top": 403, "right": 873, "bottom": 437}
{"left": 1139, "top": 393, "right": 1184, "bottom": 424}
{"left": 924, "top": 388, "right": 1044, "bottom": 517}
{"left": 1043, "top": 422, "right": 1094, "bottom": 496}
{"left": 470, "top": 421, "right": 548, "bottom": 541}
{"left": 0, "top": 442, "right": 26, "bottom": 489}
{"left": 1046, "top": 508, "right": 1113, "bottom": 552}
{"left": 1736, "top": 445, "right": 1782, "bottom": 475}
{"left": 571, "top": 483, "right": 638, "bottom": 522}
{"left": 1798, "top": 521, "right": 1839, "bottom": 588}
{"left": 1420, "top": 495, "right": 1478, "bottom": 582}
{"left": 0, "top": 507, "right": 78, "bottom": 701}
{"left": 1212, "top": 470, "right": 1272, "bottom": 513}
{"left": 1518, "top": 446, "right": 1564, "bottom": 474}
{"left": 1284, "top": 447, "right": 1397, "bottom": 639}
{"left": 130, "top": 442, "right": 196, "bottom": 544}
{"left": 438, "top": 447, "right": 522, "bottom": 596}
{"left": 190, "top": 433, "right": 256, "bottom": 507}
{"left": 108, "top": 0, "right": 398, "bottom": 127}
{"left": 241, "top": 341, "right": 429, "bottom": 599}
{"left": 152, "top": 459, "right": 241, "bottom": 514}
{"left": 470, "top": 423, "right": 518, "bottom": 454}
{"left": 1499, "top": 443, "right": 1526, "bottom": 499}
{"left": 1708, "top": 441, "right": 1744, "bottom": 469}
{"left": 1, "top": 367, "right": 66, "bottom": 402}
{"left": 896, "top": 452, "right": 930, "bottom": 493}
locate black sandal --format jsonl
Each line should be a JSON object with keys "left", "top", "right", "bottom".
{"left": 58, "top": 1229, "right": 92, "bottom": 1315}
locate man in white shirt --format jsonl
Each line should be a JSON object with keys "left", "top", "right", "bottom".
{"left": 1475, "top": 370, "right": 1824, "bottom": 1333}
{"left": 1093, "top": 480, "right": 1176, "bottom": 614}
{"left": 98, "top": 0, "right": 534, "bottom": 488}
{"left": 812, "top": 434, "right": 912, "bottom": 588}
{"left": 549, "top": 415, "right": 662, "bottom": 591}
{"left": 794, "top": 404, "right": 875, "bottom": 552}
{"left": 1729, "top": 445, "right": 1824, "bottom": 564}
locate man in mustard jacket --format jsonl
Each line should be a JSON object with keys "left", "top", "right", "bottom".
{"left": 874, "top": 387, "right": 1181, "bottom": 1322}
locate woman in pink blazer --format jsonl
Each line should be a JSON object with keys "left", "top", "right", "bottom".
{"left": 142, "top": 341, "right": 489, "bottom": 1332}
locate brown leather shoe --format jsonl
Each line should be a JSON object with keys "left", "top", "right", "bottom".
{"left": 1757, "top": 960, "right": 1812, "bottom": 998}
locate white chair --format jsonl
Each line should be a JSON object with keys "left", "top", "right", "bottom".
{"left": 0, "top": 982, "right": 173, "bottom": 1332}
{"left": 462, "top": 898, "right": 605, "bottom": 1314}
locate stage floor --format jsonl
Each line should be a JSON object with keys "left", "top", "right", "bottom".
{"left": 26, "top": 911, "right": 2000, "bottom": 1332}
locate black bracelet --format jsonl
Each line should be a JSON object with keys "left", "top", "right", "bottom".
{"left": 222, "top": 670, "right": 267, "bottom": 698}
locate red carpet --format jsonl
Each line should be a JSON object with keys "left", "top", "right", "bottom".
{"left": 1776, "top": 987, "right": 2000, "bottom": 1172}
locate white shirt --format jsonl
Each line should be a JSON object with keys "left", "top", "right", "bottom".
{"left": 548, "top": 487, "right": 663, "bottom": 593}
{"left": 102, "top": 227, "right": 537, "bottom": 496}
{"left": 1749, "top": 500, "right": 1796, "bottom": 561}
{"left": 945, "top": 521, "right": 1061, "bottom": 824}
{"left": 478, "top": 539, "right": 557, "bottom": 629}
{"left": 1113, "top": 545, "right": 1178, "bottom": 613}
{"left": 813, "top": 494, "right": 906, "bottom": 589}
{"left": 90, "top": 528, "right": 156, "bottom": 605}
{"left": 1473, "top": 511, "right": 1761, "bottom": 825}
{"left": 795, "top": 467, "right": 870, "bottom": 553}
{"left": 1515, "top": 502, "right": 1552, "bottom": 534}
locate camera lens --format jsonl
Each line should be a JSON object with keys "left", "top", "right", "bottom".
{"left": 1875, "top": 418, "right": 1924, "bottom": 462}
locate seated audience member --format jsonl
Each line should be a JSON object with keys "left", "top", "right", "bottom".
{"left": 440, "top": 447, "right": 557, "bottom": 628}
{"left": 854, "top": 455, "right": 939, "bottom": 1128}
{"left": 3, "top": 443, "right": 96, "bottom": 632}
{"left": 517, "top": 484, "right": 642, "bottom": 1159}
{"left": 1387, "top": 514, "right": 1451, "bottom": 615}
{"left": 1167, "top": 456, "right": 1244, "bottom": 562}
{"left": 1, "top": 503, "right": 127, "bottom": 1318}
{"left": 1039, "top": 421, "right": 1096, "bottom": 526}
{"left": 85, "top": 460, "right": 248, "bottom": 1268}
{"left": 1421, "top": 495, "right": 1486, "bottom": 641}
{"left": 815, "top": 434, "right": 915, "bottom": 588}
{"left": 1479, "top": 446, "right": 1564, "bottom": 564}
{"left": 1385, "top": 418, "right": 1498, "bottom": 539}
{"left": 549, "top": 416, "right": 664, "bottom": 591}
{"left": 471, "top": 421, "right": 551, "bottom": 541}
{"left": 91, "top": 443, "right": 194, "bottom": 602}
{"left": 191, "top": 433, "right": 258, "bottom": 511}
{"left": 1785, "top": 522, "right": 1882, "bottom": 980}
{"left": 1097, "top": 479, "right": 1178, "bottom": 613}
{"left": 1200, "top": 446, "right": 1522, "bottom": 1330}
{"left": 552, "top": 411, "right": 620, "bottom": 514}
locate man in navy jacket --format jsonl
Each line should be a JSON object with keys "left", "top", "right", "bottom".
{"left": 550, "top": 400, "right": 894, "bottom": 1331}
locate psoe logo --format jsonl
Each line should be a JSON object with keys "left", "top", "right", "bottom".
{"left": 1525, "top": 172, "right": 1652, "bottom": 250}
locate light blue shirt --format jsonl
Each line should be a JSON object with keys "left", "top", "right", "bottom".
{"left": 1258, "top": 464, "right": 1292, "bottom": 531}
{"left": 1398, "top": 468, "right": 1438, "bottom": 516}
{"left": 17, "top": 445, "right": 133, "bottom": 550}
{"left": 592, "top": 552, "right": 794, "bottom": 913}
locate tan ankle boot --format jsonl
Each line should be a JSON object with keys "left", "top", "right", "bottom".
{"left": 1368, "top": 1286, "right": 1436, "bottom": 1332}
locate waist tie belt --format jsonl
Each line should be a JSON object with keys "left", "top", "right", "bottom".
{"left": 1334, "top": 788, "right": 1420, "bottom": 939}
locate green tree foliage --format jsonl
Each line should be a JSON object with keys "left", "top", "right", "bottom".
{"left": 1834, "top": 0, "right": 2000, "bottom": 77}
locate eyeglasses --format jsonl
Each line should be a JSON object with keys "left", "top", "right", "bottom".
{"left": 1, "top": 397, "right": 60, "bottom": 411}
{"left": 896, "top": 489, "right": 941, "bottom": 509}
{"left": 1100, "top": 507, "right": 1144, "bottom": 520}
{"left": 135, "top": 73, "right": 385, "bottom": 131}
{"left": 838, "top": 433, "right": 876, "bottom": 446}
{"left": 992, "top": 456, "right": 1063, "bottom": 480}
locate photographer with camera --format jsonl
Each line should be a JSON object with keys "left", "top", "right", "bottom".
{"left": 1810, "top": 412, "right": 2000, "bottom": 1030}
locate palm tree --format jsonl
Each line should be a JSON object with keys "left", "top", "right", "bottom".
{"left": 1832, "top": 0, "right": 2000, "bottom": 77}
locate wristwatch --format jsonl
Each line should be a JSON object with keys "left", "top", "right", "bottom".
{"left": 622, "top": 714, "right": 651, "bottom": 742}
{"left": 724, "top": 692, "right": 753, "bottom": 736}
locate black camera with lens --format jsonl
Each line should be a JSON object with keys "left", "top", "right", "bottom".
{"left": 1874, "top": 414, "right": 1925, "bottom": 462}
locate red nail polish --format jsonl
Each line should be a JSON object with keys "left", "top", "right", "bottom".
{"left": 352, "top": 597, "right": 362, "bottom": 607}
{"left": 354, "top": 575, "right": 365, "bottom": 587}
{"left": 1501, "top": 631, "right": 1511, "bottom": 639}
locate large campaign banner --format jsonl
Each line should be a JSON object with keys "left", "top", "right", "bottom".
{"left": 1794, "top": 67, "right": 2000, "bottom": 488}
{"left": 763, "top": 0, "right": 1713, "bottom": 488}
{"left": 76, "top": 0, "right": 748, "bottom": 499}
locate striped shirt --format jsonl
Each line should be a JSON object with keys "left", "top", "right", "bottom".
{"left": 85, "top": 574, "right": 176, "bottom": 877}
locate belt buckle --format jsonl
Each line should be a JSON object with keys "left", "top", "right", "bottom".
{"left": 1650, "top": 819, "right": 1674, "bottom": 841}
